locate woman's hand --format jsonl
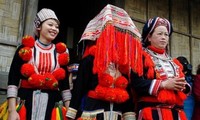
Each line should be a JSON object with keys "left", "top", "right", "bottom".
{"left": 7, "top": 97, "right": 19, "bottom": 120}
{"left": 8, "top": 110, "right": 20, "bottom": 120}
{"left": 160, "top": 77, "right": 187, "bottom": 91}
{"left": 64, "top": 100, "right": 70, "bottom": 108}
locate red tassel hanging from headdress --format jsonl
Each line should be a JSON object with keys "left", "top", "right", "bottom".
{"left": 93, "top": 24, "right": 143, "bottom": 76}
{"left": 142, "top": 51, "right": 155, "bottom": 79}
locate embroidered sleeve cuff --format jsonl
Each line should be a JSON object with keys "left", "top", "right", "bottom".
{"left": 7, "top": 85, "right": 18, "bottom": 98}
{"left": 62, "top": 89, "right": 71, "bottom": 102}
{"left": 149, "top": 79, "right": 161, "bottom": 96}
{"left": 122, "top": 112, "right": 136, "bottom": 120}
{"left": 66, "top": 107, "right": 77, "bottom": 119}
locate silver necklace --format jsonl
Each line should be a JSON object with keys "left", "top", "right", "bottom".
{"left": 146, "top": 48, "right": 172, "bottom": 61}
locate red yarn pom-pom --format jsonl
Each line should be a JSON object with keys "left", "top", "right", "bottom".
{"left": 98, "top": 73, "right": 113, "bottom": 87}
{"left": 44, "top": 73, "right": 58, "bottom": 89}
{"left": 105, "top": 88, "right": 117, "bottom": 102}
{"left": 115, "top": 89, "right": 129, "bottom": 103}
{"left": 52, "top": 68, "right": 66, "bottom": 80}
{"left": 21, "top": 63, "right": 35, "bottom": 78}
{"left": 56, "top": 42, "right": 67, "bottom": 53}
{"left": 22, "top": 35, "right": 35, "bottom": 48}
{"left": 58, "top": 53, "right": 69, "bottom": 66}
{"left": 18, "top": 47, "right": 32, "bottom": 61}
{"left": 95, "top": 85, "right": 106, "bottom": 99}
{"left": 115, "top": 76, "right": 128, "bottom": 89}
{"left": 28, "top": 74, "right": 45, "bottom": 88}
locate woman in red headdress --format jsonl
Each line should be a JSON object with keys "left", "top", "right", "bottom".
{"left": 131, "top": 17, "right": 191, "bottom": 120}
{"left": 66, "top": 4, "right": 143, "bottom": 120}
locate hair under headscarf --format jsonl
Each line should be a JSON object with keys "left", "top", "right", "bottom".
{"left": 34, "top": 8, "right": 60, "bottom": 36}
{"left": 142, "top": 17, "right": 173, "bottom": 47}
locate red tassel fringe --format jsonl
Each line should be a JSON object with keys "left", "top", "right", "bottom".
{"left": 92, "top": 24, "right": 143, "bottom": 76}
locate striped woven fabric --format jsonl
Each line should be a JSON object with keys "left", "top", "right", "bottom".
{"left": 79, "top": 4, "right": 141, "bottom": 42}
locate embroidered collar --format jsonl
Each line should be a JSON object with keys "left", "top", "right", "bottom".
{"left": 36, "top": 40, "right": 53, "bottom": 50}
{"left": 38, "top": 39, "right": 52, "bottom": 46}
{"left": 146, "top": 46, "right": 171, "bottom": 61}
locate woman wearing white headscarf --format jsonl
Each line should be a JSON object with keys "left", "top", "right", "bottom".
{"left": 7, "top": 8, "right": 71, "bottom": 120}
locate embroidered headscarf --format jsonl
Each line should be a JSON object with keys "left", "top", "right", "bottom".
{"left": 142, "top": 17, "right": 173, "bottom": 47}
{"left": 34, "top": 8, "right": 60, "bottom": 36}
{"left": 79, "top": 4, "right": 143, "bottom": 76}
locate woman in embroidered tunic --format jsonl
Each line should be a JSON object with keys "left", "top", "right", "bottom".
{"left": 66, "top": 4, "right": 143, "bottom": 120}
{"left": 131, "top": 17, "right": 191, "bottom": 120}
{"left": 7, "top": 8, "right": 71, "bottom": 120}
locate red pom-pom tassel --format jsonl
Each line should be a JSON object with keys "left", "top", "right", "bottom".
{"left": 115, "top": 76, "right": 128, "bottom": 89}
{"left": 98, "top": 73, "right": 113, "bottom": 87}
{"left": 52, "top": 68, "right": 66, "bottom": 80}
{"left": 56, "top": 42, "right": 67, "bottom": 53}
{"left": 22, "top": 35, "right": 35, "bottom": 48}
{"left": 18, "top": 47, "right": 32, "bottom": 61}
{"left": 21, "top": 63, "right": 35, "bottom": 78}
{"left": 104, "top": 88, "right": 117, "bottom": 102}
{"left": 115, "top": 89, "right": 129, "bottom": 103}
{"left": 28, "top": 74, "right": 45, "bottom": 88}
{"left": 44, "top": 73, "right": 58, "bottom": 89}
{"left": 95, "top": 85, "right": 107, "bottom": 99}
{"left": 58, "top": 53, "right": 69, "bottom": 66}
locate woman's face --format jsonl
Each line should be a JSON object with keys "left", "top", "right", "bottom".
{"left": 38, "top": 19, "right": 59, "bottom": 43}
{"left": 148, "top": 26, "right": 169, "bottom": 49}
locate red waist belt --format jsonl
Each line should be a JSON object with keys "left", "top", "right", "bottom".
{"left": 139, "top": 96, "right": 159, "bottom": 102}
{"left": 20, "top": 79, "right": 58, "bottom": 90}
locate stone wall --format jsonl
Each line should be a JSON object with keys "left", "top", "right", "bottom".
{"left": 0, "top": 0, "right": 22, "bottom": 104}
{"left": 125, "top": 0, "right": 200, "bottom": 74}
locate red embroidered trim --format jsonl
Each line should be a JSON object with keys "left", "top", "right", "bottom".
{"left": 36, "top": 42, "right": 53, "bottom": 50}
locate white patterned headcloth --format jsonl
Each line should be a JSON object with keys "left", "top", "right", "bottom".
{"left": 79, "top": 4, "right": 141, "bottom": 43}
{"left": 34, "top": 8, "right": 59, "bottom": 28}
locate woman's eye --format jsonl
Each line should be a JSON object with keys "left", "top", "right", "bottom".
{"left": 158, "top": 33, "right": 162, "bottom": 35}
{"left": 48, "top": 23, "right": 53, "bottom": 26}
